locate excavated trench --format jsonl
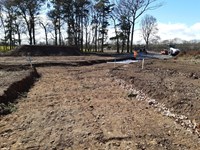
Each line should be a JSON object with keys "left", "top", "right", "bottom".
{"left": 0, "top": 57, "right": 130, "bottom": 115}
{"left": 1, "top": 58, "right": 200, "bottom": 149}
{"left": 1, "top": 57, "right": 199, "bottom": 138}
{"left": 0, "top": 66, "right": 39, "bottom": 115}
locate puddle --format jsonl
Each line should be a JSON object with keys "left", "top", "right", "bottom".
{"left": 107, "top": 59, "right": 139, "bottom": 64}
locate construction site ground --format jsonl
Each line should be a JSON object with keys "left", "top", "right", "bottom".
{"left": 0, "top": 55, "right": 200, "bottom": 149}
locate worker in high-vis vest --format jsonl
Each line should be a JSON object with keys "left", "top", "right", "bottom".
{"left": 133, "top": 50, "right": 138, "bottom": 59}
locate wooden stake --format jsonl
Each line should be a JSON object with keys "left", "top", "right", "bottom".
{"left": 28, "top": 56, "right": 32, "bottom": 68}
{"left": 142, "top": 59, "right": 144, "bottom": 69}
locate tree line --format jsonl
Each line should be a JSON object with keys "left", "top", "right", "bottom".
{"left": 0, "top": 0, "right": 161, "bottom": 53}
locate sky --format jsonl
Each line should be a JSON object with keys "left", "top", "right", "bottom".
{"left": 35, "top": 0, "right": 200, "bottom": 44}
{"left": 130, "top": 0, "right": 200, "bottom": 43}
{"left": 3, "top": 0, "right": 198, "bottom": 44}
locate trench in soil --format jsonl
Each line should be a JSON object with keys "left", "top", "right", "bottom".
{"left": 0, "top": 57, "right": 129, "bottom": 115}
{"left": 1, "top": 59, "right": 199, "bottom": 138}
{"left": 0, "top": 67, "right": 40, "bottom": 115}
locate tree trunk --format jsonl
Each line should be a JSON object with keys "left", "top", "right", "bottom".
{"left": 122, "top": 39, "right": 125, "bottom": 53}
{"left": 81, "top": 17, "right": 84, "bottom": 52}
{"left": 15, "top": 23, "right": 21, "bottom": 45}
{"left": 112, "top": 17, "right": 119, "bottom": 53}
{"left": 26, "top": 18, "right": 32, "bottom": 45}
{"left": 29, "top": 28, "right": 33, "bottom": 45}
{"left": 0, "top": 17, "right": 6, "bottom": 44}
{"left": 101, "top": 32, "right": 104, "bottom": 52}
{"left": 40, "top": 22, "right": 48, "bottom": 45}
{"left": 58, "top": 18, "right": 62, "bottom": 45}
{"left": 85, "top": 21, "right": 88, "bottom": 51}
{"left": 127, "top": 30, "right": 130, "bottom": 53}
{"left": 67, "top": 22, "right": 72, "bottom": 46}
{"left": 130, "top": 19, "right": 135, "bottom": 53}
{"left": 9, "top": 27, "right": 12, "bottom": 50}
{"left": 101, "top": 13, "right": 105, "bottom": 53}
{"left": 33, "top": 18, "right": 36, "bottom": 45}
{"left": 94, "top": 25, "right": 97, "bottom": 52}
{"left": 145, "top": 35, "right": 149, "bottom": 51}
{"left": 54, "top": 24, "right": 57, "bottom": 45}
{"left": 17, "top": 31, "right": 21, "bottom": 45}
{"left": 44, "top": 26, "right": 48, "bottom": 45}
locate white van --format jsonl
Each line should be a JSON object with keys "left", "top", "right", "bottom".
{"left": 169, "top": 47, "right": 180, "bottom": 56}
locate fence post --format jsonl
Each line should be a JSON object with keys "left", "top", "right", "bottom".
{"left": 142, "top": 59, "right": 144, "bottom": 69}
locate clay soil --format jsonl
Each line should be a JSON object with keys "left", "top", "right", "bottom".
{"left": 0, "top": 58, "right": 200, "bottom": 149}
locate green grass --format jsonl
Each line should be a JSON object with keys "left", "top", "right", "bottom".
{"left": 0, "top": 102, "right": 17, "bottom": 115}
{"left": 0, "top": 46, "right": 15, "bottom": 53}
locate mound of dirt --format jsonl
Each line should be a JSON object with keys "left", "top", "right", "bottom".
{"left": 7, "top": 45, "right": 81, "bottom": 56}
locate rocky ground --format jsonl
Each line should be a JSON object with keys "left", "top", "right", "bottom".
{"left": 111, "top": 59, "right": 200, "bottom": 125}
{"left": 0, "top": 58, "right": 200, "bottom": 149}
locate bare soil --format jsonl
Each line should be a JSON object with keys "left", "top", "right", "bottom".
{"left": 0, "top": 56, "right": 118, "bottom": 66}
{"left": 0, "top": 59, "right": 200, "bottom": 149}
{"left": 111, "top": 60, "right": 200, "bottom": 124}
{"left": 0, "top": 65, "right": 39, "bottom": 114}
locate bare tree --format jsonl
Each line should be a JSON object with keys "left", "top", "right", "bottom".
{"left": 94, "top": 0, "right": 114, "bottom": 52}
{"left": 14, "top": 0, "right": 45, "bottom": 45}
{"left": 0, "top": 0, "right": 18, "bottom": 49}
{"left": 39, "top": 21, "right": 50, "bottom": 45}
{"left": 141, "top": 14, "right": 158, "bottom": 50}
{"left": 113, "top": 0, "right": 132, "bottom": 53}
{"left": 110, "top": 15, "right": 120, "bottom": 53}
{"left": 47, "top": 1, "right": 62, "bottom": 46}
{"left": 0, "top": 4, "right": 6, "bottom": 45}
{"left": 116, "top": 0, "right": 162, "bottom": 52}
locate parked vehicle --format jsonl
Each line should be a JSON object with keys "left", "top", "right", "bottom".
{"left": 169, "top": 47, "right": 180, "bottom": 56}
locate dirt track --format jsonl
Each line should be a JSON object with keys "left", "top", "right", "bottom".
{"left": 0, "top": 62, "right": 200, "bottom": 149}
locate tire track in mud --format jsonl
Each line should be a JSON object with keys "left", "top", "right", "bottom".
{"left": 0, "top": 64, "right": 200, "bottom": 149}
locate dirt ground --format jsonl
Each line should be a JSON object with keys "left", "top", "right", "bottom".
{"left": 0, "top": 56, "right": 115, "bottom": 66}
{"left": 111, "top": 59, "right": 200, "bottom": 124}
{"left": 0, "top": 66, "right": 39, "bottom": 115}
{"left": 0, "top": 59, "right": 200, "bottom": 149}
